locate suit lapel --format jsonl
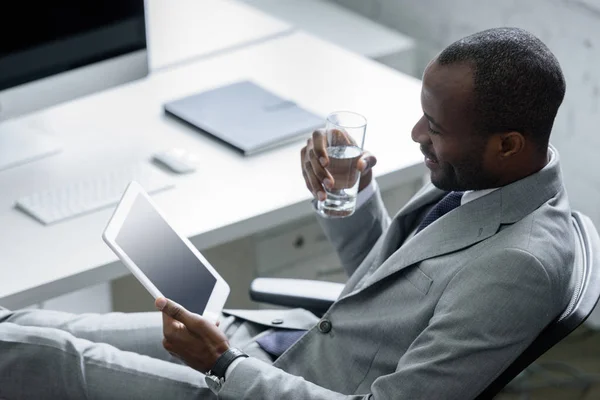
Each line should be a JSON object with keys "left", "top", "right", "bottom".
{"left": 340, "top": 185, "right": 444, "bottom": 296}
{"left": 362, "top": 191, "right": 502, "bottom": 288}
{"left": 372, "top": 185, "right": 444, "bottom": 263}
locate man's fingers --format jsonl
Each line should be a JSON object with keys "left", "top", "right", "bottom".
{"left": 308, "top": 149, "right": 334, "bottom": 189}
{"left": 156, "top": 297, "right": 194, "bottom": 326}
{"left": 300, "top": 145, "right": 307, "bottom": 174}
{"left": 306, "top": 131, "right": 333, "bottom": 194}
{"left": 329, "top": 128, "right": 355, "bottom": 146}
{"left": 161, "top": 309, "right": 185, "bottom": 339}
{"left": 301, "top": 142, "right": 316, "bottom": 194}
{"left": 312, "top": 130, "right": 329, "bottom": 167}
{"left": 163, "top": 337, "right": 174, "bottom": 352}
{"left": 304, "top": 161, "right": 326, "bottom": 201}
{"left": 358, "top": 152, "right": 377, "bottom": 173}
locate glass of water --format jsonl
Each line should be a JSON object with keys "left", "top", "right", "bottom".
{"left": 317, "top": 111, "right": 367, "bottom": 218}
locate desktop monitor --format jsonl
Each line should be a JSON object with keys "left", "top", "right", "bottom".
{"left": 0, "top": 0, "right": 149, "bottom": 171}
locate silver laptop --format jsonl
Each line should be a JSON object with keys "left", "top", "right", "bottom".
{"left": 164, "top": 80, "right": 324, "bottom": 155}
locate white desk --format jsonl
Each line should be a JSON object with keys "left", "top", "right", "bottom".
{"left": 0, "top": 32, "right": 425, "bottom": 309}
{"left": 146, "top": 0, "right": 293, "bottom": 71}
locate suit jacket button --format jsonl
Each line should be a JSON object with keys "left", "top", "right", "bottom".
{"left": 318, "top": 319, "right": 332, "bottom": 333}
{"left": 271, "top": 318, "right": 284, "bottom": 325}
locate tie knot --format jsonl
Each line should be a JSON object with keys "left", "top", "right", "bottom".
{"left": 416, "top": 191, "right": 464, "bottom": 234}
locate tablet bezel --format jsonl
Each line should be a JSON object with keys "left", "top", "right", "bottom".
{"left": 102, "top": 181, "right": 230, "bottom": 323}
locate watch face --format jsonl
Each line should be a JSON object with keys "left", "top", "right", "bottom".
{"left": 205, "top": 374, "right": 223, "bottom": 393}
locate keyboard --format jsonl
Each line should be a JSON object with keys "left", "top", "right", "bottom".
{"left": 15, "top": 162, "right": 174, "bottom": 225}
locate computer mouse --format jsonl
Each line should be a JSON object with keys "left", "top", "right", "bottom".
{"left": 152, "top": 148, "right": 199, "bottom": 174}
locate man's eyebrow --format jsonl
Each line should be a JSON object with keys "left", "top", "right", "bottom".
{"left": 424, "top": 113, "right": 445, "bottom": 131}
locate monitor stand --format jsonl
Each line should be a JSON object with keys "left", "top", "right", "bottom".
{"left": 0, "top": 125, "right": 62, "bottom": 172}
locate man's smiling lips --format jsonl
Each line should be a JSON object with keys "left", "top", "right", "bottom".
{"left": 421, "top": 147, "right": 439, "bottom": 168}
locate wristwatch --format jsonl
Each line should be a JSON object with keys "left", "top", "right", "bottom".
{"left": 205, "top": 347, "right": 249, "bottom": 393}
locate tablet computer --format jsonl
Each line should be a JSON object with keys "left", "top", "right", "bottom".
{"left": 102, "top": 181, "right": 229, "bottom": 323}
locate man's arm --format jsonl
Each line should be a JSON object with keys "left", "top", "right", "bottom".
{"left": 220, "top": 357, "right": 365, "bottom": 400}
{"left": 315, "top": 182, "right": 390, "bottom": 277}
{"left": 219, "top": 248, "right": 558, "bottom": 399}
{"left": 300, "top": 129, "right": 386, "bottom": 278}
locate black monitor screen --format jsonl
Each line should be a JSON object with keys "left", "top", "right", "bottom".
{"left": 0, "top": 1, "right": 146, "bottom": 91}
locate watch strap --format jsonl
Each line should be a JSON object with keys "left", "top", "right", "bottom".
{"left": 210, "top": 347, "right": 249, "bottom": 378}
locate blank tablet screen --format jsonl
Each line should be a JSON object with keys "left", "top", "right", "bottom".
{"left": 115, "top": 194, "right": 216, "bottom": 315}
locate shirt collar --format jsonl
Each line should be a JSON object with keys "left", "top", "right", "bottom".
{"left": 461, "top": 188, "right": 498, "bottom": 205}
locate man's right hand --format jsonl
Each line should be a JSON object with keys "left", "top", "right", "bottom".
{"left": 300, "top": 129, "right": 377, "bottom": 201}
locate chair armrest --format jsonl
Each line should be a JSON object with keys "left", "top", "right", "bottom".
{"left": 249, "top": 278, "right": 344, "bottom": 315}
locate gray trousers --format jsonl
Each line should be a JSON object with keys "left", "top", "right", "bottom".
{"left": 0, "top": 308, "right": 273, "bottom": 399}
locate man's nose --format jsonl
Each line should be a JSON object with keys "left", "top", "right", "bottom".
{"left": 411, "top": 116, "right": 431, "bottom": 145}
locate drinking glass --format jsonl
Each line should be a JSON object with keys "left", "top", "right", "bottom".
{"left": 317, "top": 111, "right": 367, "bottom": 218}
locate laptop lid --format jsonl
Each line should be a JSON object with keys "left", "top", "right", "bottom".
{"left": 164, "top": 80, "right": 324, "bottom": 155}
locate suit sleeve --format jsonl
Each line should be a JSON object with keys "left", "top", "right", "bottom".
{"left": 219, "top": 357, "right": 367, "bottom": 400}
{"left": 315, "top": 184, "right": 390, "bottom": 277}
{"left": 218, "top": 248, "right": 558, "bottom": 400}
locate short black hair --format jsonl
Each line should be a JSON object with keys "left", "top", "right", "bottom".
{"left": 437, "top": 27, "right": 565, "bottom": 152}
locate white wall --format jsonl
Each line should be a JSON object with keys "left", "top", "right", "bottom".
{"left": 332, "top": 0, "right": 600, "bottom": 226}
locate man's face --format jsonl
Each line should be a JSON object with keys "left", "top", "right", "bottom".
{"left": 411, "top": 61, "right": 499, "bottom": 191}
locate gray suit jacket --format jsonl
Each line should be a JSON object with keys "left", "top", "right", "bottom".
{"left": 220, "top": 145, "right": 574, "bottom": 399}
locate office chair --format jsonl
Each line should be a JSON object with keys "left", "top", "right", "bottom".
{"left": 249, "top": 211, "right": 600, "bottom": 399}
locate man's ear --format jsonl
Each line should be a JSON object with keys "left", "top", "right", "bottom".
{"left": 498, "top": 131, "right": 525, "bottom": 158}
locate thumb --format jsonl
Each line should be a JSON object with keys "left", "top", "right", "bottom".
{"left": 358, "top": 152, "right": 377, "bottom": 173}
{"left": 156, "top": 297, "right": 193, "bottom": 325}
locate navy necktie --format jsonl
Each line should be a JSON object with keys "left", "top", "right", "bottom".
{"left": 416, "top": 191, "right": 464, "bottom": 234}
{"left": 256, "top": 329, "right": 307, "bottom": 358}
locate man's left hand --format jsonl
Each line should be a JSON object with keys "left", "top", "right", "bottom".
{"left": 156, "top": 297, "right": 230, "bottom": 373}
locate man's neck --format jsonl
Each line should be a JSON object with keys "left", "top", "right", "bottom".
{"left": 494, "top": 150, "right": 550, "bottom": 188}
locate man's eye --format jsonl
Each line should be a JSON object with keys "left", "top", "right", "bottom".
{"left": 428, "top": 126, "right": 441, "bottom": 135}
